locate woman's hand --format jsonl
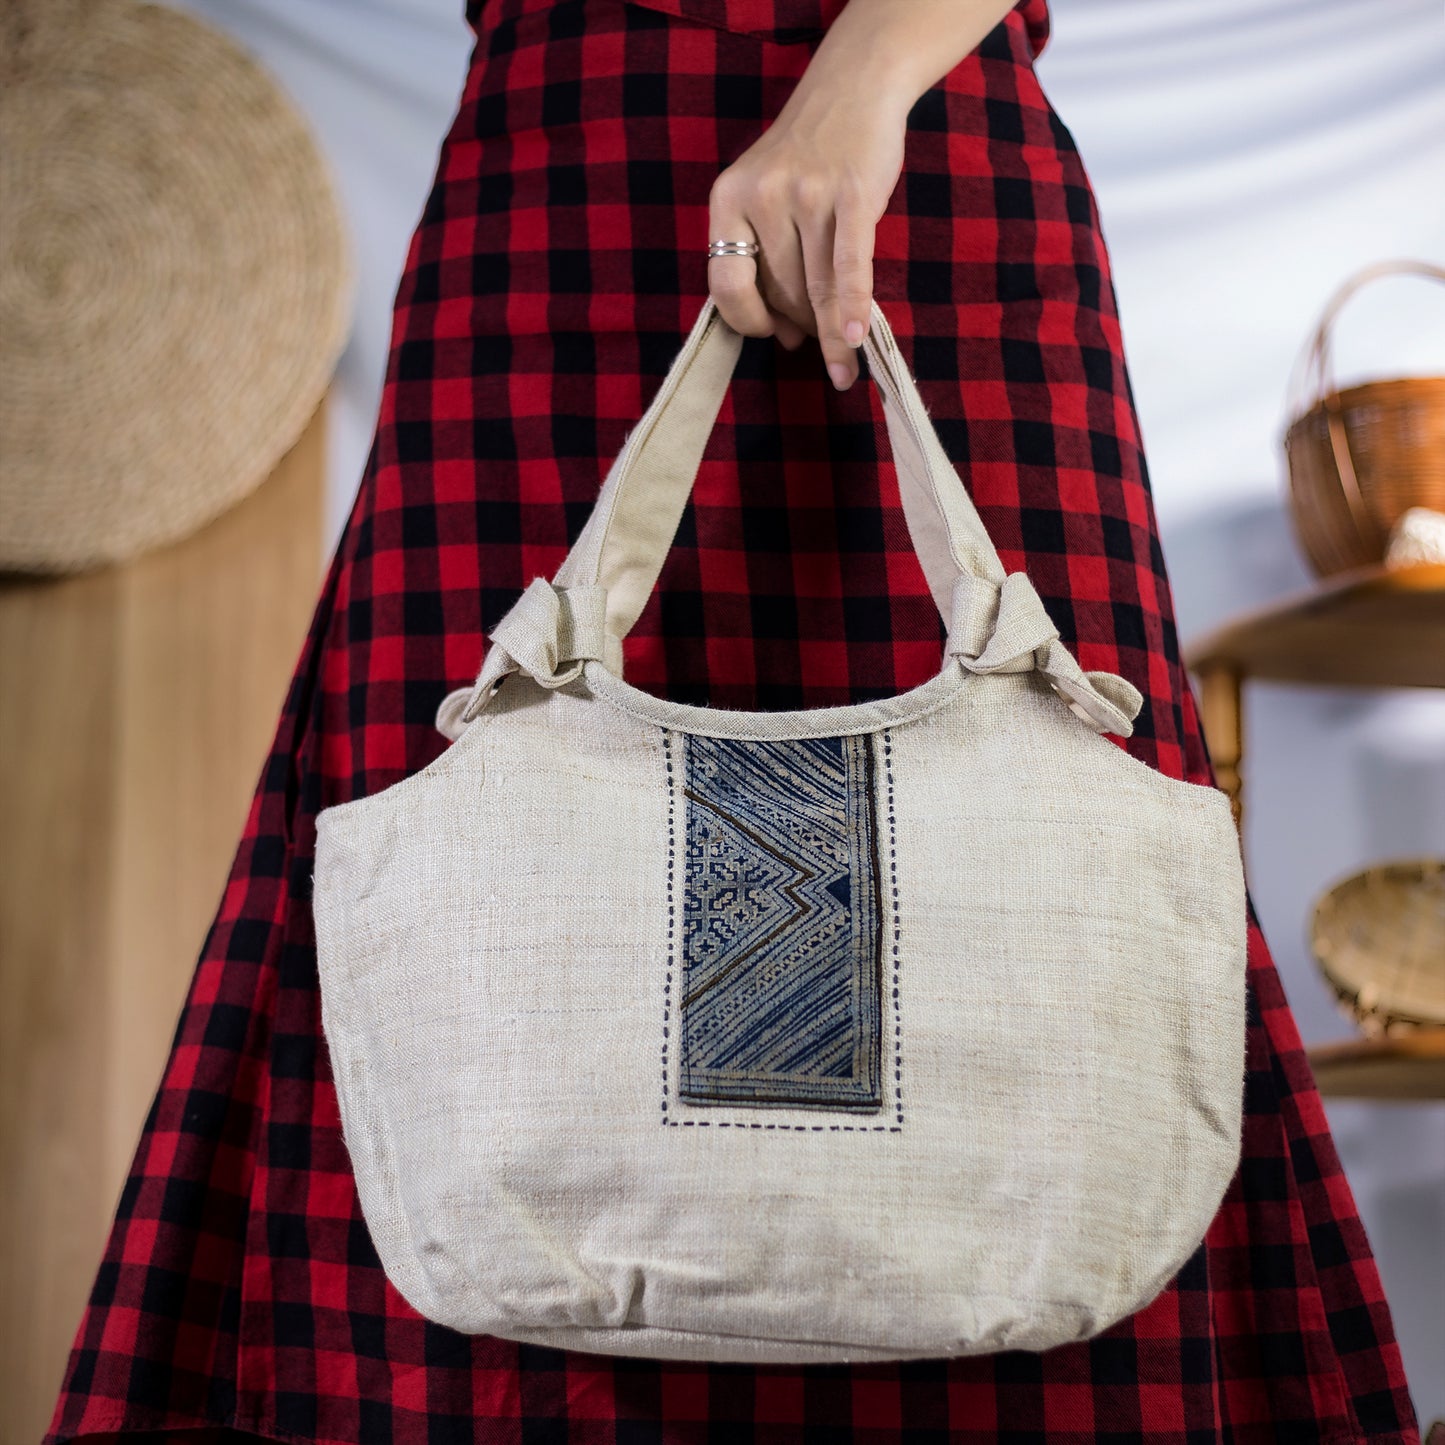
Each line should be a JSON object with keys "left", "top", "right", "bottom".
{"left": 707, "top": 84, "right": 908, "bottom": 391}
{"left": 707, "top": 0, "right": 1022, "bottom": 389}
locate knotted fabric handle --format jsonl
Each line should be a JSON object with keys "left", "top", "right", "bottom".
{"left": 438, "top": 297, "right": 1143, "bottom": 740}
{"left": 946, "top": 572, "right": 1142, "bottom": 738}
{"left": 435, "top": 581, "right": 622, "bottom": 740}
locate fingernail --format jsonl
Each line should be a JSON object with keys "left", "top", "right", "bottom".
{"left": 828, "top": 362, "right": 851, "bottom": 390}
{"left": 845, "top": 320, "right": 864, "bottom": 347}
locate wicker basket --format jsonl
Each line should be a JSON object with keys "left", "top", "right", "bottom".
{"left": 1310, "top": 857, "right": 1445, "bottom": 1038}
{"left": 1283, "top": 259, "right": 1445, "bottom": 578}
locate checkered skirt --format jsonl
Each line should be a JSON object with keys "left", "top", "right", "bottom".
{"left": 47, "top": 0, "right": 1420, "bottom": 1439}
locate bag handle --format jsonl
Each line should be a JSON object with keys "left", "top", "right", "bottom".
{"left": 438, "top": 297, "right": 1143, "bottom": 739}
{"left": 551, "top": 296, "right": 1009, "bottom": 636}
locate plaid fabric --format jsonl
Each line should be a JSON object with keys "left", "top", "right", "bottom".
{"left": 603, "top": 0, "right": 853, "bottom": 42}
{"left": 610, "top": 0, "right": 1051, "bottom": 57}
{"left": 47, "top": 0, "right": 1420, "bottom": 1439}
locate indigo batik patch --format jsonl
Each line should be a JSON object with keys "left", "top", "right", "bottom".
{"left": 678, "top": 731, "right": 884, "bottom": 1112}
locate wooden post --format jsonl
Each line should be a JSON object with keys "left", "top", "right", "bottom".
{"left": 1196, "top": 664, "right": 1245, "bottom": 846}
{"left": 0, "top": 401, "right": 327, "bottom": 1443}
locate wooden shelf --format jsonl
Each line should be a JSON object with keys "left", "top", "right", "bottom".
{"left": 1307, "top": 1027, "right": 1445, "bottom": 1101}
{"left": 1184, "top": 561, "right": 1445, "bottom": 690}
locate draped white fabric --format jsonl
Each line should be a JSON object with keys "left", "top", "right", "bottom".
{"left": 173, "top": 0, "right": 1444, "bottom": 1419}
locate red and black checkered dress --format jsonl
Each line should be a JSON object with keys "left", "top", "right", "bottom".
{"left": 47, "top": 0, "right": 1421, "bottom": 1440}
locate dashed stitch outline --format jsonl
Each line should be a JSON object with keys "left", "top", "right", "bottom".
{"left": 884, "top": 725, "right": 904, "bottom": 1127}
{"left": 660, "top": 725, "right": 904, "bottom": 1134}
{"left": 662, "top": 728, "right": 675, "bottom": 1122}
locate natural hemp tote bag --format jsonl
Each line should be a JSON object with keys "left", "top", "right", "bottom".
{"left": 313, "top": 296, "right": 1249, "bottom": 1365}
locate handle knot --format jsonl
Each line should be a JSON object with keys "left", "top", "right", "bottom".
{"left": 434, "top": 580, "right": 622, "bottom": 740}
{"left": 946, "top": 571, "right": 1143, "bottom": 737}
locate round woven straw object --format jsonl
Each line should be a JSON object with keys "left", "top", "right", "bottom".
{"left": 0, "top": 0, "right": 354, "bottom": 572}
{"left": 1311, "top": 857, "right": 1445, "bottom": 1036}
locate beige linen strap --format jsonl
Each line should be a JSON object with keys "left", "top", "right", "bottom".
{"left": 550, "top": 296, "right": 1007, "bottom": 638}
{"left": 439, "top": 297, "right": 1142, "bottom": 738}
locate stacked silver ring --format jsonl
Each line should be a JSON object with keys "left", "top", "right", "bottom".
{"left": 707, "top": 239, "right": 760, "bottom": 258}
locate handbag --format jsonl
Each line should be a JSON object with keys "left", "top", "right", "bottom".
{"left": 312, "top": 296, "right": 1248, "bottom": 1364}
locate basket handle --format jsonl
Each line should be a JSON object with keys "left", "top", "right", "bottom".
{"left": 1285, "top": 259, "right": 1445, "bottom": 559}
{"left": 1288, "top": 257, "right": 1445, "bottom": 417}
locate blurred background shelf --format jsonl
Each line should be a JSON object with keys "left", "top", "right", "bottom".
{"left": 1307, "top": 1027, "right": 1445, "bottom": 1102}
{"left": 1184, "top": 561, "right": 1445, "bottom": 839}
{"left": 1185, "top": 564, "right": 1445, "bottom": 1099}
{"left": 1187, "top": 560, "right": 1445, "bottom": 688}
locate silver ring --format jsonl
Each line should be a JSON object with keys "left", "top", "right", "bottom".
{"left": 707, "top": 239, "right": 759, "bottom": 258}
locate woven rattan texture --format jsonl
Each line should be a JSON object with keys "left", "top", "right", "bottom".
{"left": 0, "top": 0, "right": 353, "bottom": 571}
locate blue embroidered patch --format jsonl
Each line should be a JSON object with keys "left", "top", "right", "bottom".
{"left": 678, "top": 731, "right": 883, "bottom": 1112}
